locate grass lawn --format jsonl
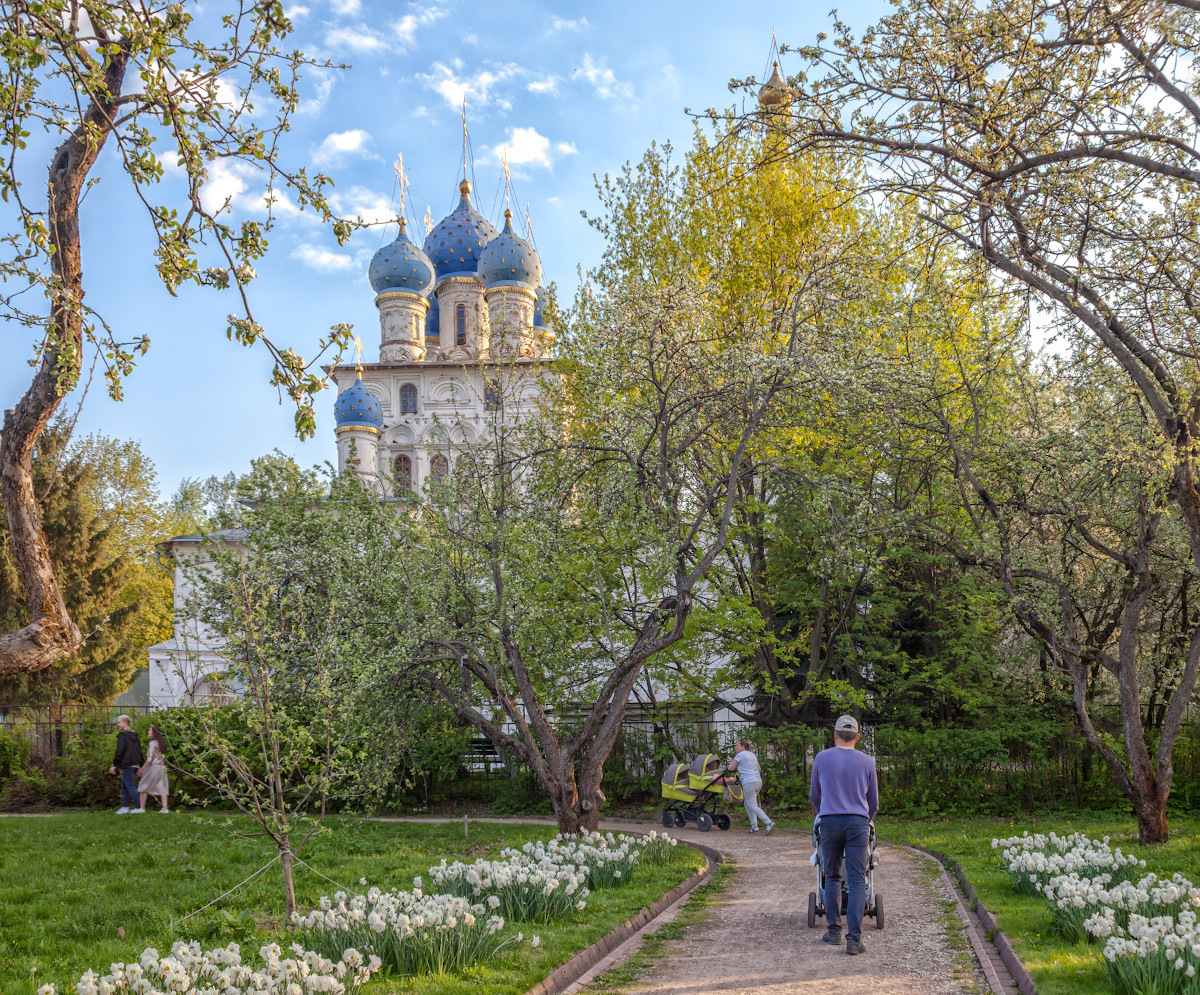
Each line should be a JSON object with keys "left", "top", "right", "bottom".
{"left": 875, "top": 812, "right": 1200, "bottom": 995}
{"left": 0, "top": 814, "right": 702, "bottom": 995}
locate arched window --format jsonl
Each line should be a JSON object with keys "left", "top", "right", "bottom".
{"left": 400, "top": 383, "right": 418, "bottom": 414}
{"left": 484, "top": 377, "right": 502, "bottom": 412}
{"left": 393, "top": 454, "right": 412, "bottom": 491}
{"left": 455, "top": 303, "right": 467, "bottom": 346}
{"left": 430, "top": 453, "right": 449, "bottom": 483}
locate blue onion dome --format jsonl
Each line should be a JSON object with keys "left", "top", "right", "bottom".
{"left": 478, "top": 209, "right": 543, "bottom": 290}
{"left": 533, "top": 286, "right": 549, "bottom": 327}
{"left": 425, "top": 294, "right": 440, "bottom": 338}
{"left": 368, "top": 217, "right": 435, "bottom": 296}
{"left": 423, "top": 179, "right": 499, "bottom": 278}
{"left": 334, "top": 376, "right": 383, "bottom": 431}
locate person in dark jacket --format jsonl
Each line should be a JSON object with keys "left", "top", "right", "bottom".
{"left": 108, "top": 715, "right": 144, "bottom": 814}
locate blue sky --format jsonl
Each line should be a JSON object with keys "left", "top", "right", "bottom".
{"left": 1, "top": 0, "right": 889, "bottom": 500}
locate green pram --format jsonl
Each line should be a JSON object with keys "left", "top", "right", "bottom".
{"left": 660, "top": 753, "right": 743, "bottom": 832}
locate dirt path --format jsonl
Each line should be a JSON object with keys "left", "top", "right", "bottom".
{"left": 618, "top": 829, "right": 987, "bottom": 995}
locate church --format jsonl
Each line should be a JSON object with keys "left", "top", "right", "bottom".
{"left": 145, "top": 168, "right": 552, "bottom": 705}
{"left": 332, "top": 175, "right": 552, "bottom": 493}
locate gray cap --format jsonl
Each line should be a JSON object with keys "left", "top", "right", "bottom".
{"left": 835, "top": 714, "right": 859, "bottom": 734}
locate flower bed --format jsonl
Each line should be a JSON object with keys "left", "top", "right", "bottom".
{"left": 994, "top": 830, "right": 1200, "bottom": 994}
{"left": 35, "top": 942, "right": 379, "bottom": 995}
{"left": 427, "top": 830, "right": 674, "bottom": 922}
{"left": 294, "top": 830, "right": 680, "bottom": 978}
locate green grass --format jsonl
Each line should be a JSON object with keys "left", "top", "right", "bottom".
{"left": 0, "top": 814, "right": 702, "bottom": 995}
{"left": 876, "top": 813, "right": 1200, "bottom": 995}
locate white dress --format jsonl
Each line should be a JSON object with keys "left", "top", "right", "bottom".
{"left": 137, "top": 740, "right": 169, "bottom": 796}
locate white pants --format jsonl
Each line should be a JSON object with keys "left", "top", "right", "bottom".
{"left": 742, "top": 780, "right": 772, "bottom": 830}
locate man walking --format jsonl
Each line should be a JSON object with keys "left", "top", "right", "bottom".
{"left": 109, "top": 715, "right": 144, "bottom": 814}
{"left": 810, "top": 714, "right": 878, "bottom": 955}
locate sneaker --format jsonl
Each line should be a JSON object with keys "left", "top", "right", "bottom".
{"left": 821, "top": 929, "right": 841, "bottom": 946}
{"left": 131, "top": 808, "right": 145, "bottom": 814}
{"left": 115, "top": 807, "right": 130, "bottom": 814}
{"left": 846, "top": 938, "right": 866, "bottom": 956}
{"left": 159, "top": 808, "right": 170, "bottom": 814}
{"left": 764, "top": 823, "right": 774, "bottom": 836}
{"left": 747, "top": 828, "right": 759, "bottom": 834}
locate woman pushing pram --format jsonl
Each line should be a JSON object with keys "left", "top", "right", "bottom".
{"left": 809, "top": 715, "right": 880, "bottom": 956}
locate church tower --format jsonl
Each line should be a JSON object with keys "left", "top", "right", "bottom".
{"left": 423, "top": 179, "right": 497, "bottom": 360}
{"left": 370, "top": 217, "right": 435, "bottom": 362}
{"left": 333, "top": 373, "right": 383, "bottom": 487}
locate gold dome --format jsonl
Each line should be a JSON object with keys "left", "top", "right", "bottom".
{"left": 758, "top": 61, "right": 790, "bottom": 108}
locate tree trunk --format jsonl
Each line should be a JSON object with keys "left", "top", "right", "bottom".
{"left": 0, "top": 45, "right": 129, "bottom": 673}
{"left": 550, "top": 785, "right": 603, "bottom": 835}
{"left": 280, "top": 842, "right": 297, "bottom": 916}
{"left": 1134, "top": 798, "right": 1169, "bottom": 845}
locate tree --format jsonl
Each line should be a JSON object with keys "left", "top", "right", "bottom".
{"left": 173, "top": 469, "right": 401, "bottom": 914}
{"left": 768, "top": 0, "right": 1200, "bottom": 842}
{"left": 0, "top": 1, "right": 356, "bottom": 673}
{"left": 402, "top": 132, "right": 872, "bottom": 833}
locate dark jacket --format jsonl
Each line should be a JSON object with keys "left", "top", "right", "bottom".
{"left": 112, "top": 728, "right": 143, "bottom": 769}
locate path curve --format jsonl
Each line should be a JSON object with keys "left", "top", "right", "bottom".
{"left": 619, "top": 829, "right": 986, "bottom": 995}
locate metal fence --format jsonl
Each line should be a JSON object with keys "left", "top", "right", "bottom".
{"left": 0, "top": 704, "right": 154, "bottom": 761}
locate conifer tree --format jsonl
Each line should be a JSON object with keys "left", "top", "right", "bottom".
{"left": 0, "top": 425, "right": 139, "bottom": 703}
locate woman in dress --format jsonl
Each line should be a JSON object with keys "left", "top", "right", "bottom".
{"left": 137, "top": 725, "right": 170, "bottom": 813}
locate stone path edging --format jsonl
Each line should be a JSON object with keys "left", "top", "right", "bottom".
{"left": 902, "top": 843, "right": 1037, "bottom": 995}
{"left": 522, "top": 840, "right": 724, "bottom": 995}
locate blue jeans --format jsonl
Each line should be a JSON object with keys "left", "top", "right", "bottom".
{"left": 820, "top": 813, "right": 870, "bottom": 942}
{"left": 120, "top": 766, "right": 139, "bottom": 808}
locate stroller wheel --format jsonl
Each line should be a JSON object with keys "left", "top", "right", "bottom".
{"left": 673, "top": 810, "right": 687, "bottom": 828}
{"left": 875, "top": 892, "right": 884, "bottom": 930}
{"left": 716, "top": 813, "right": 732, "bottom": 831}
{"left": 697, "top": 812, "right": 714, "bottom": 832}
{"left": 661, "top": 810, "right": 674, "bottom": 828}
{"left": 807, "top": 891, "right": 817, "bottom": 929}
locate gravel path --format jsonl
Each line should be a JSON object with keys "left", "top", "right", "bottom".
{"left": 623, "top": 828, "right": 987, "bottom": 995}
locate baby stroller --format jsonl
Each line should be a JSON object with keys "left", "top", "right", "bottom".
{"left": 660, "top": 754, "right": 743, "bottom": 832}
{"left": 807, "top": 815, "right": 884, "bottom": 930}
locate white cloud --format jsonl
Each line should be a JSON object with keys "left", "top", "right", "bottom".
{"left": 293, "top": 243, "right": 356, "bottom": 271}
{"left": 200, "top": 160, "right": 301, "bottom": 219}
{"left": 330, "top": 185, "right": 397, "bottom": 226}
{"left": 418, "top": 60, "right": 524, "bottom": 110}
{"left": 527, "top": 74, "right": 562, "bottom": 96}
{"left": 284, "top": 4, "right": 311, "bottom": 19}
{"left": 312, "top": 128, "right": 377, "bottom": 166}
{"left": 393, "top": 5, "right": 448, "bottom": 46}
{"left": 550, "top": 16, "right": 588, "bottom": 31}
{"left": 298, "top": 69, "right": 336, "bottom": 116}
{"left": 572, "top": 53, "right": 632, "bottom": 100}
{"left": 325, "top": 24, "right": 386, "bottom": 52}
{"left": 488, "top": 127, "right": 578, "bottom": 170}
{"left": 328, "top": 0, "right": 361, "bottom": 15}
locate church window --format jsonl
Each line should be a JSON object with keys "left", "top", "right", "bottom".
{"left": 484, "top": 377, "right": 502, "bottom": 412}
{"left": 430, "top": 453, "right": 449, "bottom": 482}
{"left": 456, "top": 304, "right": 467, "bottom": 346}
{"left": 393, "top": 454, "right": 412, "bottom": 491}
{"left": 400, "top": 383, "right": 418, "bottom": 414}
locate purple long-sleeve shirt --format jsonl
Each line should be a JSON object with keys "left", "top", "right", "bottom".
{"left": 810, "top": 746, "right": 878, "bottom": 819}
